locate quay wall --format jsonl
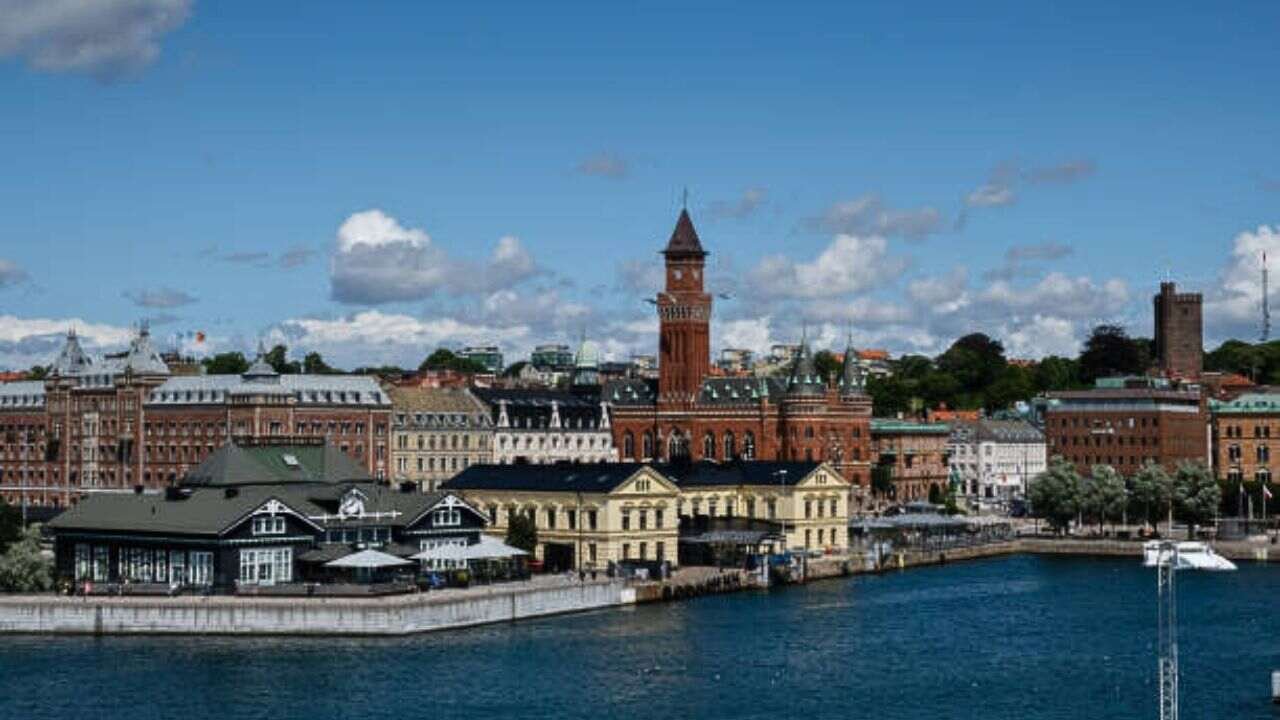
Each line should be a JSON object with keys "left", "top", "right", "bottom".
{"left": 0, "top": 579, "right": 626, "bottom": 636}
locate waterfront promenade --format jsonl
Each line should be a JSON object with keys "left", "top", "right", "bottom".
{"left": 3, "top": 536, "right": 1278, "bottom": 637}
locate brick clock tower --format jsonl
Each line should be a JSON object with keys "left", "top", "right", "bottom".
{"left": 656, "top": 209, "right": 711, "bottom": 406}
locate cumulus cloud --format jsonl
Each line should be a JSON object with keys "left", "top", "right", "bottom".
{"left": 616, "top": 258, "right": 664, "bottom": 295}
{"left": 709, "top": 187, "right": 768, "bottom": 219}
{"left": 575, "top": 152, "right": 628, "bottom": 179}
{"left": 747, "top": 234, "right": 908, "bottom": 300}
{"left": 123, "top": 286, "right": 196, "bottom": 308}
{"left": 0, "top": 258, "right": 29, "bottom": 288}
{"left": 328, "top": 209, "right": 540, "bottom": 305}
{"left": 907, "top": 267, "right": 970, "bottom": 314}
{"left": 1204, "top": 225, "right": 1280, "bottom": 340}
{"left": 805, "top": 194, "right": 942, "bottom": 240}
{"left": 0, "top": 315, "right": 134, "bottom": 370}
{"left": 0, "top": 0, "right": 192, "bottom": 80}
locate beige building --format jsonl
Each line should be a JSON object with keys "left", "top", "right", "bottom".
{"left": 388, "top": 387, "right": 493, "bottom": 491}
{"left": 666, "top": 461, "right": 850, "bottom": 553}
{"left": 443, "top": 463, "right": 679, "bottom": 571}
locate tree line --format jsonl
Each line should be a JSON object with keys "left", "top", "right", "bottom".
{"left": 198, "top": 345, "right": 487, "bottom": 377}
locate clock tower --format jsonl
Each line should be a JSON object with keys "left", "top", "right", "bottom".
{"left": 656, "top": 209, "right": 711, "bottom": 406}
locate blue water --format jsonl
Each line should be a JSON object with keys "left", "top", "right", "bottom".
{"left": 3, "top": 555, "right": 1279, "bottom": 720}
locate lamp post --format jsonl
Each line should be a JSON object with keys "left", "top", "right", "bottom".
{"left": 773, "top": 469, "right": 788, "bottom": 552}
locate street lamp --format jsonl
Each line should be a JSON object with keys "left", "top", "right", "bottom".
{"left": 773, "top": 469, "right": 788, "bottom": 552}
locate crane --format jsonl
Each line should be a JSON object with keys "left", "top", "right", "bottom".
{"left": 1156, "top": 541, "right": 1179, "bottom": 720}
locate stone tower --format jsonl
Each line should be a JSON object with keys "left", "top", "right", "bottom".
{"left": 1153, "top": 281, "right": 1203, "bottom": 379}
{"left": 657, "top": 209, "right": 711, "bottom": 406}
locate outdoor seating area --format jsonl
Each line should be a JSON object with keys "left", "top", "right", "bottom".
{"left": 850, "top": 513, "right": 1014, "bottom": 552}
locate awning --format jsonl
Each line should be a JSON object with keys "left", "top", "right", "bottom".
{"left": 411, "top": 537, "right": 529, "bottom": 562}
{"left": 325, "top": 549, "right": 415, "bottom": 569}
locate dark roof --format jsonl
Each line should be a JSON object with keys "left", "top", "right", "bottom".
{"left": 839, "top": 343, "right": 867, "bottom": 397}
{"left": 786, "top": 342, "right": 825, "bottom": 398}
{"left": 473, "top": 387, "right": 606, "bottom": 429}
{"left": 444, "top": 463, "right": 652, "bottom": 494}
{"left": 183, "top": 443, "right": 371, "bottom": 487}
{"left": 604, "top": 378, "right": 658, "bottom": 406}
{"left": 657, "top": 461, "right": 824, "bottom": 488}
{"left": 698, "top": 377, "right": 783, "bottom": 405}
{"left": 663, "top": 209, "right": 707, "bottom": 257}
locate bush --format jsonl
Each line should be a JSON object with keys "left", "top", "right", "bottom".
{"left": 0, "top": 527, "right": 52, "bottom": 593}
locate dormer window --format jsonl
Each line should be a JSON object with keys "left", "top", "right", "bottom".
{"left": 432, "top": 507, "right": 461, "bottom": 527}
{"left": 252, "top": 516, "right": 285, "bottom": 535}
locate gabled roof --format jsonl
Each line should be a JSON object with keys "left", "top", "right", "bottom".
{"left": 47, "top": 486, "right": 295, "bottom": 536}
{"left": 663, "top": 209, "right": 707, "bottom": 257}
{"left": 443, "top": 463, "right": 656, "bottom": 494}
{"left": 656, "top": 461, "right": 827, "bottom": 488}
{"left": 183, "top": 443, "right": 372, "bottom": 487}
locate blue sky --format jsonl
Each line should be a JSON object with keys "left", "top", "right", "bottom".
{"left": 1, "top": 1, "right": 1279, "bottom": 370}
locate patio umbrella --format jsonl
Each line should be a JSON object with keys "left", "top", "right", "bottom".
{"left": 466, "top": 536, "right": 528, "bottom": 559}
{"left": 325, "top": 549, "right": 415, "bottom": 569}
{"left": 410, "top": 543, "right": 471, "bottom": 563}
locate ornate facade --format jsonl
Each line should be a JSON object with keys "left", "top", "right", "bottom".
{"left": 0, "top": 329, "right": 391, "bottom": 507}
{"left": 605, "top": 210, "right": 873, "bottom": 504}
{"left": 388, "top": 386, "right": 493, "bottom": 491}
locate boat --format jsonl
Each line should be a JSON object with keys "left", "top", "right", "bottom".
{"left": 1143, "top": 540, "right": 1238, "bottom": 571}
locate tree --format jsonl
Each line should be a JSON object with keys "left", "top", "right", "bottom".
{"left": 505, "top": 512, "right": 538, "bottom": 555}
{"left": 1172, "top": 461, "right": 1221, "bottom": 538}
{"left": 26, "top": 365, "right": 48, "bottom": 381}
{"left": 1033, "top": 356, "right": 1081, "bottom": 393}
{"left": 867, "top": 376, "right": 911, "bottom": 417}
{"left": 985, "top": 364, "right": 1035, "bottom": 412}
{"left": 303, "top": 352, "right": 336, "bottom": 375}
{"left": 1028, "top": 457, "right": 1082, "bottom": 533}
{"left": 1079, "top": 325, "right": 1146, "bottom": 383}
{"left": 0, "top": 526, "right": 52, "bottom": 593}
{"left": 871, "top": 464, "right": 895, "bottom": 499}
{"left": 936, "top": 333, "right": 1006, "bottom": 391}
{"left": 1129, "top": 462, "right": 1172, "bottom": 531}
{"left": 1080, "top": 465, "right": 1126, "bottom": 532}
{"left": 419, "top": 348, "right": 486, "bottom": 374}
{"left": 0, "top": 497, "right": 21, "bottom": 554}
{"left": 264, "top": 344, "right": 301, "bottom": 374}
{"left": 813, "top": 350, "right": 841, "bottom": 383}
{"left": 202, "top": 352, "right": 249, "bottom": 375}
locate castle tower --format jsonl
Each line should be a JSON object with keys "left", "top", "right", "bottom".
{"left": 1153, "top": 282, "right": 1203, "bottom": 379}
{"left": 656, "top": 209, "right": 711, "bottom": 406}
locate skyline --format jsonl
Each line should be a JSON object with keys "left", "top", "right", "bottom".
{"left": 3, "top": 2, "right": 1280, "bottom": 370}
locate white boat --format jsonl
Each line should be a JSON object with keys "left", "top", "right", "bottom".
{"left": 1143, "top": 540, "right": 1238, "bottom": 571}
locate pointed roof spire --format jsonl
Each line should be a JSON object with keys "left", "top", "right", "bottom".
{"left": 663, "top": 208, "right": 707, "bottom": 258}
{"left": 243, "top": 339, "right": 279, "bottom": 381}
{"left": 786, "top": 331, "right": 824, "bottom": 398}
{"left": 839, "top": 333, "right": 866, "bottom": 397}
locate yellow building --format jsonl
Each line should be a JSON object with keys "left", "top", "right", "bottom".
{"left": 388, "top": 387, "right": 493, "bottom": 491}
{"left": 665, "top": 461, "right": 849, "bottom": 553}
{"left": 442, "top": 460, "right": 850, "bottom": 569}
{"left": 442, "top": 463, "right": 679, "bottom": 571}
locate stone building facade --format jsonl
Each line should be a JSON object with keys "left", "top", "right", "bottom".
{"left": 948, "top": 419, "right": 1046, "bottom": 504}
{"left": 0, "top": 329, "right": 391, "bottom": 507}
{"left": 605, "top": 209, "right": 873, "bottom": 504}
{"left": 388, "top": 386, "right": 493, "bottom": 492}
{"left": 1154, "top": 281, "right": 1203, "bottom": 379}
{"left": 471, "top": 387, "right": 617, "bottom": 466}
{"left": 1208, "top": 392, "right": 1280, "bottom": 484}
{"left": 1043, "top": 378, "right": 1207, "bottom": 476}
{"left": 869, "top": 419, "right": 952, "bottom": 503}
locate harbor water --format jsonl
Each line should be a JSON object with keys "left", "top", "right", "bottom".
{"left": 3, "top": 554, "right": 1279, "bottom": 720}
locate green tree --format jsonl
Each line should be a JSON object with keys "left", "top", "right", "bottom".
{"left": 303, "top": 352, "right": 337, "bottom": 374}
{"left": 871, "top": 464, "right": 895, "bottom": 499}
{"left": 1033, "top": 356, "right": 1081, "bottom": 392}
{"left": 0, "top": 526, "right": 52, "bottom": 593}
{"left": 936, "top": 333, "right": 1006, "bottom": 391}
{"left": 1129, "top": 462, "right": 1173, "bottom": 531}
{"left": 1028, "top": 457, "right": 1082, "bottom": 533}
{"left": 419, "top": 348, "right": 486, "bottom": 374}
{"left": 985, "top": 364, "right": 1035, "bottom": 412}
{"left": 1078, "top": 325, "right": 1146, "bottom": 383}
{"left": 1080, "top": 465, "right": 1127, "bottom": 532}
{"left": 1172, "top": 461, "right": 1221, "bottom": 538}
{"left": 264, "top": 344, "right": 301, "bottom": 374}
{"left": 505, "top": 512, "right": 538, "bottom": 555}
{"left": 813, "top": 350, "right": 841, "bottom": 383}
{"left": 26, "top": 365, "right": 48, "bottom": 381}
{"left": 867, "top": 376, "right": 911, "bottom": 417}
{"left": 202, "top": 352, "right": 249, "bottom": 375}
{"left": 0, "top": 497, "right": 21, "bottom": 554}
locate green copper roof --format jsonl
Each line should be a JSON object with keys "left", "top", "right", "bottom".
{"left": 1210, "top": 393, "right": 1280, "bottom": 415}
{"left": 870, "top": 418, "right": 951, "bottom": 434}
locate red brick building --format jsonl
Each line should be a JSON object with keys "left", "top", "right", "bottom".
{"left": 1154, "top": 281, "right": 1203, "bottom": 380}
{"left": 605, "top": 210, "right": 874, "bottom": 503}
{"left": 0, "top": 329, "right": 391, "bottom": 508}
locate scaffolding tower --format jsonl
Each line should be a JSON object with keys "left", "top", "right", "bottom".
{"left": 1156, "top": 542, "right": 1179, "bottom": 720}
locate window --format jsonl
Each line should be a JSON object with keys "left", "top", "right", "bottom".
{"left": 805, "top": 500, "right": 813, "bottom": 519}
{"left": 588, "top": 510, "right": 598, "bottom": 530}
{"left": 703, "top": 432, "right": 716, "bottom": 459}
{"left": 639, "top": 510, "right": 648, "bottom": 530}
{"left": 75, "top": 544, "right": 90, "bottom": 581}
{"left": 545, "top": 508, "right": 557, "bottom": 529}
{"left": 655, "top": 542, "right": 664, "bottom": 561}
{"left": 622, "top": 511, "right": 632, "bottom": 531}
{"left": 654, "top": 509, "right": 664, "bottom": 529}
{"left": 622, "top": 543, "right": 631, "bottom": 560}
{"left": 239, "top": 548, "right": 292, "bottom": 585}
{"left": 724, "top": 431, "right": 735, "bottom": 460}
{"left": 252, "top": 515, "right": 286, "bottom": 535}
{"left": 432, "top": 507, "right": 461, "bottom": 527}
{"left": 743, "top": 432, "right": 756, "bottom": 460}
{"left": 642, "top": 432, "right": 654, "bottom": 459}
{"left": 623, "top": 432, "right": 635, "bottom": 459}
{"left": 639, "top": 541, "right": 648, "bottom": 559}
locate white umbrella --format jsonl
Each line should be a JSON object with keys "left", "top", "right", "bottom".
{"left": 410, "top": 543, "right": 470, "bottom": 562}
{"left": 468, "top": 536, "right": 529, "bottom": 559}
{"left": 326, "top": 548, "right": 414, "bottom": 569}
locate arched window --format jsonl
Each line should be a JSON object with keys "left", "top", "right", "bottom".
{"left": 805, "top": 426, "right": 815, "bottom": 439}
{"left": 743, "top": 431, "right": 756, "bottom": 460}
{"left": 724, "top": 431, "right": 736, "bottom": 460}
{"left": 668, "top": 430, "right": 689, "bottom": 460}
{"left": 703, "top": 431, "right": 716, "bottom": 459}
{"left": 623, "top": 432, "right": 635, "bottom": 459}
{"left": 642, "top": 431, "right": 654, "bottom": 459}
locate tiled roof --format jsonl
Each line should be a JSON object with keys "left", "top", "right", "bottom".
{"left": 663, "top": 209, "right": 706, "bottom": 257}
{"left": 0, "top": 381, "right": 46, "bottom": 409}
{"left": 183, "top": 443, "right": 372, "bottom": 487}
{"left": 145, "top": 374, "right": 390, "bottom": 407}
{"left": 444, "top": 463, "right": 652, "bottom": 494}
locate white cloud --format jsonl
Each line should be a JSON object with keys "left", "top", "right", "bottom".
{"left": 0, "top": 0, "right": 192, "bottom": 80}
{"left": 806, "top": 194, "right": 943, "bottom": 240}
{"left": 1204, "top": 225, "right": 1280, "bottom": 340}
{"left": 907, "top": 267, "right": 970, "bottom": 314}
{"left": 709, "top": 187, "right": 768, "bottom": 219}
{"left": 0, "top": 315, "right": 134, "bottom": 371}
{"left": 747, "top": 234, "right": 907, "bottom": 300}
{"left": 1001, "top": 315, "right": 1080, "bottom": 358}
{"left": 336, "top": 209, "right": 430, "bottom": 253}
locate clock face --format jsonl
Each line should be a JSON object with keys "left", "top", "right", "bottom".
{"left": 339, "top": 494, "right": 364, "bottom": 518}
{"left": 673, "top": 269, "right": 683, "bottom": 280}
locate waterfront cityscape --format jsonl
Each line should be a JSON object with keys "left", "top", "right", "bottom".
{"left": 3, "top": 2, "right": 1280, "bottom": 718}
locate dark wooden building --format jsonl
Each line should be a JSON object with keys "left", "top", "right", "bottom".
{"left": 47, "top": 440, "right": 486, "bottom": 592}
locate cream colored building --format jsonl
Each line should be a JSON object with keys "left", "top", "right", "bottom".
{"left": 443, "top": 463, "right": 678, "bottom": 570}
{"left": 666, "top": 461, "right": 850, "bottom": 553}
{"left": 388, "top": 387, "right": 493, "bottom": 491}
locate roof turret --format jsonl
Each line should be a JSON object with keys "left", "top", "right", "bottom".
{"left": 662, "top": 208, "right": 707, "bottom": 258}
{"left": 839, "top": 338, "right": 866, "bottom": 397}
{"left": 243, "top": 341, "right": 280, "bottom": 382}
{"left": 120, "top": 322, "right": 170, "bottom": 376}
{"left": 786, "top": 337, "right": 825, "bottom": 398}
{"left": 50, "top": 329, "right": 93, "bottom": 377}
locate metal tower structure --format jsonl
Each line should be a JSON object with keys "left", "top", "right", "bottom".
{"left": 1262, "top": 252, "right": 1271, "bottom": 343}
{"left": 1156, "top": 542, "right": 1179, "bottom": 720}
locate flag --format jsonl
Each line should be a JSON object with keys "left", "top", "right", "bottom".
{"left": 195, "top": 331, "right": 206, "bottom": 343}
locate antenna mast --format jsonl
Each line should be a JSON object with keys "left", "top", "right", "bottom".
{"left": 1263, "top": 252, "right": 1271, "bottom": 343}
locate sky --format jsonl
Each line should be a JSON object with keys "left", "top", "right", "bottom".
{"left": 1, "top": 1, "right": 1279, "bottom": 371}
